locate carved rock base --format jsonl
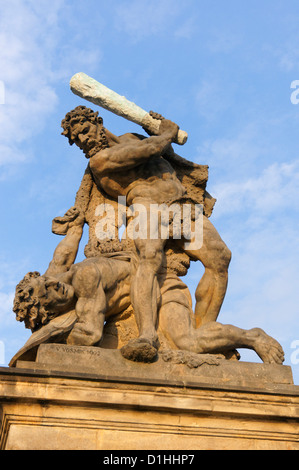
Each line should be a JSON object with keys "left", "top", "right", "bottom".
{"left": 17, "top": 343, "right": 295, "bottom": 388}
{"left": 1, "top": 346, "right": 299, "bottom": 450}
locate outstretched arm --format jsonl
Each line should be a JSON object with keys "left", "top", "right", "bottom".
{"left": 45, "top": 207, "right": 85, "bottom": 276}
{"left": 89, "top": 119, "right": 179, "bottom": 176}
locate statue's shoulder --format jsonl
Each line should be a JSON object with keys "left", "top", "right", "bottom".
{"left": 118, "top": 132, "right": 146, "bottom": 143}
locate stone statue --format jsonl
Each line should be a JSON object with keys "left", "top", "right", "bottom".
{"left": 10, "top": 75, "right": 285, "bottom": 368}
{"left": 59, "top": 105, "right": 233, "bottom": 360}
{"left": 11, "top": 206, "right": 284, "bottom": 366}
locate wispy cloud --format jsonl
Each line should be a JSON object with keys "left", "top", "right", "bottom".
{"left": 262, "top": 12, "right": 299, "bottom": 73}
{"left": 0, "top": 1, "right": 63, "bottom": 164}
{"left": 213, "top": 160, "right": 299, "bottom": 218}
{"left": 220, "top": 216, "right": 299, "bottom": 359}
{"left": 114, "top": 0, "right": 183, "bottom": 41}
{"left": 0, "top": 292, "right": 15, "bottom": 328}
{"left": 0, "top": 0, "right": 101, "bottom": 170}
{"left": 205, "top": 158, "right": 299, "bottom": 364}
{"left": 0, "top": 255, "right": 31, "bottom": 332}
{"left": 196, "top": 121, "right": 267, "bottom": 180}
{"left": 174, "top": 17, "right": 197, "bottom": 40}
{"left": 207, "top": 29, "right": 241, "bottom": 54}
{"left": 192, "top": 113, "right": 299, "bottom": 364}
{"left": 195, "top": 78, "right": 233, "bottom": 122}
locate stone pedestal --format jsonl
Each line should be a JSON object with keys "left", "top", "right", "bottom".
{"left": 1, "top": 345, "right": 299, "bottom": 450}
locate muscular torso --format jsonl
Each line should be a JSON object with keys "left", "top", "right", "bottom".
{"left": 66, "top": 256, "right": 132, "bottom": 317}
{"left": 91, "top": 133, "right": 186, "bottom": 205}
{"left": 100, "top": 157, "right": 185, "bottom": 204}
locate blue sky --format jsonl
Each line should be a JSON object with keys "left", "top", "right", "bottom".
{"left": 0, "top": 0, "right": 298, "bottom": 384}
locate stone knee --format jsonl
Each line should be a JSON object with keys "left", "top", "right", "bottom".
{"left": 194, "top": 241, "right": 231, "bottom": 304}
{"left": 205, "top": 240, "right": 232, "bottom": 273}
{"left": 135, "top": 239, "right": 164, "bottom": 273}
{"left": 216, "top": 242, "right": 232, "bottom": 272}
{"left": 67, "top": 321, "right": 104, "bottom": 346}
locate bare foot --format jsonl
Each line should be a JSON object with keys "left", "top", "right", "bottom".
{"left": 249, "top": 328, "right": 285, "bottom": 364}
{"left": 121, "top": 337, "right": 158, "bottom": 363}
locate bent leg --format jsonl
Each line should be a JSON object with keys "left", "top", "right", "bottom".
{"left": 121, "top": 200, "right": 167, "bottom": 362}
{"left": 130, "top": 234, "right": 166, "bottom": 345}
{"left": 67, "top": 295, "right": 106, "bottom": 346}
{"left": 159, "top": 299, "right": 198, "bottom": 352}
{"left": 182, "top": 216, "right": 231, "bottom": 328}
{"left": 67, "top": 264, "right": 107, "bottom": 346}
{"left": 195, "top": 322, "right": 285, "bottom": 364}
{"left": 122, "top": 238, "right": 164, "bottom": 362}
{"left": 159, "top": 301, "right": 284, "bottom": 364}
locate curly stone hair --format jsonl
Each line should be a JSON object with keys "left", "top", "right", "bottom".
{"left": 13, "top": 272, "right": 52, "bottom": 332}
{"left": 61, "top": 105, "right": 109, "bottom": 152}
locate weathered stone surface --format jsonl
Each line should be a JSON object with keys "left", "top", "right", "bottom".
{"left": 1, "top": 366, "right": 298, "bottom": 450}
{"left": 16, "top": 343, "right": 294, "bottom": 390}
{"left": 9, "top": 76, "right": 290, "bottom": 450}
{"left": 12, "top": 101, "right": 286, "bottom": 372}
